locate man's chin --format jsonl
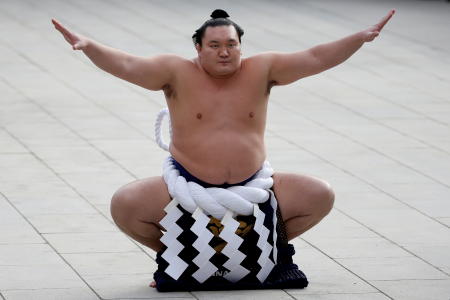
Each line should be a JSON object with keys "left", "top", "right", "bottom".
{"left": 214, "top": 67, "right": 237, "bottom": 77}
{"left": 203, "top": 64, "right": 238, "bottom": 78}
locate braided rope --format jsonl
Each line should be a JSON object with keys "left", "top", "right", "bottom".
{"left": 155, "top": 108, "right": 171, "bottom": 152}
{"left": 163, "top": 157, "right": 273, "bottom": 219}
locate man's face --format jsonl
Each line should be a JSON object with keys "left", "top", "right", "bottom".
{"left": 196, "top": 25, "right": 242, "bottom": 78}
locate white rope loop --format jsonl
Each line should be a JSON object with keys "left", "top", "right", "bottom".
{"left": 155, "top": 108, "right": 171, "bottom": 152}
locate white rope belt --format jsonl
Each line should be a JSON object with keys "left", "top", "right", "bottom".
{"left": 163, "top": 157, "right": 274, "bottom": 219}
{"left": 155, "top": 108, "right": 278, "bottom": 283}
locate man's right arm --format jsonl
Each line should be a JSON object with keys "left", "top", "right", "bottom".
{"left": 52, "top": 19, "right": 177, "bottom": 91}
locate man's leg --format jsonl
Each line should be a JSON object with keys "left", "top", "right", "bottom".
{"left": 272, "top": 173, "right": 335, "bottom": 240}
{"left": 110, "top": 173, "right": 334, "bottom": 250}
{"left": 110, "top": 176, "right": 171, "bottom": 252}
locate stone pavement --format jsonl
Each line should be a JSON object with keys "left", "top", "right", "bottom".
{"left": 1, "top": 0, "right": 449, "bottom": 299}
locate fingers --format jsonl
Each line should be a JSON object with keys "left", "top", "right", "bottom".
{"left": 52, "top": 19, "right": 71, "bottom": 38}
{"left": 376, "top": 9, "right": 395, "bottom": 31}
{"left": 52, "top": 18, "right": 81, "bottom": 48}
{"left": 363, "top": 9, "right": 394, "bottom": 43}
{"left": 51, "top": 18, "right": 65, "bottom": 33}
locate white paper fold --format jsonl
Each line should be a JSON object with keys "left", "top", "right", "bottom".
{"left": 220, "top": 211, "right": 250, "bottom": 282}
{"left": 159, "top": 200, "right": 188, "bottom": 280}
{"left": 191, "top": 207, "right": 218, "bottom": 283}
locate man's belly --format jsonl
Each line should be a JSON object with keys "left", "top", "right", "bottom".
{"left": 169, "top": 131, "right": 265, "bottom": 185}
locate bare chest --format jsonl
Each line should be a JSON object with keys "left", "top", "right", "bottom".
{"left": 167, "top": 69, "right": 270, "bottom": 125}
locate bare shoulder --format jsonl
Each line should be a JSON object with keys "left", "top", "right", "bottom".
{"left": 246, "top": 51, "right": 315, "bottom": 86}
{"left": 241, "top": 52, "right": 279, "bottom": 72}
{"left": 243, "top": 52, "right": 278, "bottom": 74}
{"left": 141, "top": 53, "right": 190, "bottom": 67}
{"left": 158, "top": 55, "right": 199, "bottom": 73}
{"left": 240, "top": 53, "right": 278, "bottom": 81}
{"left": 127, "top": 54, "right": 194, "bottom": 90}
{"left": 242, "top": 52, "right": 272, "bottom": 65}
{"left": 244, "top": 52, "right": 278, "bottom": 64}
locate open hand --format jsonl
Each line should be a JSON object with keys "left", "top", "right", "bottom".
{"left": 52, "top": 19, "right": 89, "bottom": 50}
{"left": 362, "top": 9, "right": 395, "bottom": 42}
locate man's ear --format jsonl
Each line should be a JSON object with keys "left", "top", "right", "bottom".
{"left": 195, "top": 44, "right": 201, "bottom": 54}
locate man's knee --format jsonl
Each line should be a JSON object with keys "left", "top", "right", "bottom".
{"left": 110, "top": 184, "right": 137, "bottom": 226}
{"left": 316, "top": 181, "right": 335, "bottom": 217}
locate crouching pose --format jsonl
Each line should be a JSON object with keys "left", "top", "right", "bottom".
{"left": 53, "top": 8, "right": 394, "bottom": 291}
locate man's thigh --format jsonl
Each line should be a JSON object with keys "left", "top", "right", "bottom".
{"left": 272, "top": 172, "right": 334, "bottom": 223}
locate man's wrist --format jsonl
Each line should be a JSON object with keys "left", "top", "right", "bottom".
{"left": 81, "top": 38, "right": 93, "bottom": 52}
{"left": 358, "top": 31, "right": 368, "bottom": 43}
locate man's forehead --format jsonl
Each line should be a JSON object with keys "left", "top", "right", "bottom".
{"left": 203, "top": 25, "right": 239, "bottom": 42}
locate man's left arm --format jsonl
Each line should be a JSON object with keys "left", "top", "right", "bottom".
{"left": 268, "top": 9, "right": 395, "bottom": 86}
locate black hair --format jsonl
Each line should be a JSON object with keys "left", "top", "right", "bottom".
{"left": 192, "top": 9, "right": 244, "bottom": 46}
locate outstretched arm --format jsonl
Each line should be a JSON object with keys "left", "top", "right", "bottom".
{"left": 267, "top": 10, "right": 395, "bottom": 85}
{"left": 51, "top": 19, "right": 177, "bottom": 91}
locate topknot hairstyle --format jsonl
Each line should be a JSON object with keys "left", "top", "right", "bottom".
{"left": 210, "top": 9, "right": 230, "bottom": 19}
{"left": 192, "top": 9, "right": 244, "bottom": 46}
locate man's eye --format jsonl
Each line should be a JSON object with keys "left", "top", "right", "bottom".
{"left": 211, "top": 45, "right": 219, "bottom": 48}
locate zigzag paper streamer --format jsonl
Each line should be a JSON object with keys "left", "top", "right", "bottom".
{"left": 159, "top": 200, "right": 188, "bottom": 280}
{"left": 253, "top": 203, "right": 275, "bottom": 282}
{"left": 220, "top": 210, "right": 250, "bottom": 282}
{"left": 269, "top": 190, "right": 278, "bottom": 263}
{"left": 190, "top": 207, "right": 218, "bottom": 283}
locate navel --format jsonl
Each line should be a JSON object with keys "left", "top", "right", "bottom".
{"left": 196, "top": 113, "right": 202, "bottom": 120}
{"left": 249, "top": 112, "right": 254, "bottom": 118}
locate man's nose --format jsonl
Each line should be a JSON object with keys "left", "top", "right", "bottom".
{"left": 219, "top": 47, "right": 229, "bottom": 57}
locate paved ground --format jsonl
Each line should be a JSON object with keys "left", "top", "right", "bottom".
{"left": 1, "top": 0, "right": 449, "bottom": 299}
